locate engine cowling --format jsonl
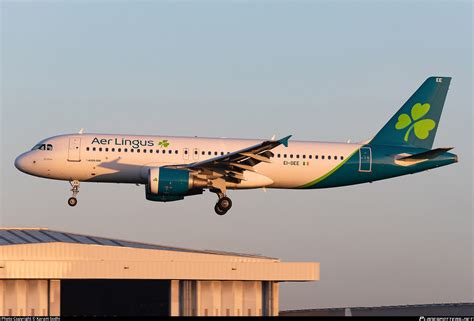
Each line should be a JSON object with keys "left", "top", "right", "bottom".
{"left": 145, "top": 167, "right": 206, "bottom": 202}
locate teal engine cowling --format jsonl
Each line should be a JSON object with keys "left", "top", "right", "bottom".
{"left": 145, "top": 167, "right": 206, "bottom": 202}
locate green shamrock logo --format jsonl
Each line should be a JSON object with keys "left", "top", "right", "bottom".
{"left": 158, "top": 139, "right": 170, "bottom": 148}
{"left": 395, "top": 103, "right": 436, "bottom": 142}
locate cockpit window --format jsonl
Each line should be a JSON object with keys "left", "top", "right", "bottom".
{"left": 31, "top": 143, "right": 53, "bottom": 151}
{"left": 31, "top": 144, "right": 43, "bottom": 150}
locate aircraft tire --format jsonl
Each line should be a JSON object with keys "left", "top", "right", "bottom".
{"left": 214, "top": 204, "right": 227, "bottom": 215}
{"left": 217, "top": 197, "right": 232, "bottom": 211}
{"left": 68, "top": 197, "right": 78, "bottom": 207}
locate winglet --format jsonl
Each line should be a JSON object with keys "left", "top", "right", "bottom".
{"left": 278, "top": 135, "right": 292, "bottom": 147}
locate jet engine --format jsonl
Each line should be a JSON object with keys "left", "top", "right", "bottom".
{"left": 145, "top": 167, "right": 206, "bottom": 202}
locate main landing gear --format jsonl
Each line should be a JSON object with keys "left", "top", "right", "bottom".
{"left": 68, "top": 180, "right": 80, "bottom": 207}
{"left": 214, "top": 192, "right": 232, "bottom": 216}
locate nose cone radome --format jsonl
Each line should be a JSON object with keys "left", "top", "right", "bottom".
{"left": 14, "top": 153, "right": 31, "bottom": 174}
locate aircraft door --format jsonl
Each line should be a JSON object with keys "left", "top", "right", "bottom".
{"left": 193, "top": 148, "right": 199, "bottom": 161}
{"left": 68, "top": 137, "right": 81, "bottom": 162}
{"left": 359, "top": 147, "right": 372, "bottom": 172}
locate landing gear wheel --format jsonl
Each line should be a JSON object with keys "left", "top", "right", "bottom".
{"left": 214, "top": 204, "right": 227, "bottom": 215}
{"left": 68, "top": 197, "right": 78, "bottom": 207}
{"left": 217, "top": 196, "right": 232, "bottom": 211}
{"left": 68, "top": 180, "right": 80, "bottom": 207}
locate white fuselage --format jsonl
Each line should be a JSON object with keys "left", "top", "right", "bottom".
{"left": 15, "top": 134, "right": 362, "bottom": 189}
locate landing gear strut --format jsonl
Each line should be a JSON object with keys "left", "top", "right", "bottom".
{"left": 214, "top": 192, "right": 232, "bottom": 215}
{"left": 68, "top": 180, "right": 80, "bottom": 207}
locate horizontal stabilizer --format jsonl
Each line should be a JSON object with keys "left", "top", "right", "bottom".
{"left": 398, "top": 147, "right": 453, "bottom": 161}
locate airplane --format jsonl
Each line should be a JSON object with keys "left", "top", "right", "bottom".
{"left": 15, "top": 76, "right": 458, "bottom": 215}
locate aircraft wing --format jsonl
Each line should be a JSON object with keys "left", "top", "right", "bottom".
{"left": 177, "top": 135, "right": 291, "bottom": 187}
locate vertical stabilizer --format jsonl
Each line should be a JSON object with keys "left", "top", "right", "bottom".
{"left": 371, "top": 77, "right": 451, "bottom": 149}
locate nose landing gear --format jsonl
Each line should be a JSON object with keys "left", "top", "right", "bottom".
{"left": 68, "top": 180, "right": 80, "bottom": 207}
{"left": 68, "top": 197, "right": 78, "bottom": 207}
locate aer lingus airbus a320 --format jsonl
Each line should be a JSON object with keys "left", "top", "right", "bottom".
{"left": 15, "top": 77, "right": 457, "bottom": 215}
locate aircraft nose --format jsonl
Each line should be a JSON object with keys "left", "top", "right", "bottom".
{"left": 14, "top": 153, "right": 31, "bottom": 173}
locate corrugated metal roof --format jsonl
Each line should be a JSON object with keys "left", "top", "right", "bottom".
{"left": 282, "top": 302, "right": 474, "bottom": 313}
{"left": 0, "top": 228, "right": 273, "bottom": 259}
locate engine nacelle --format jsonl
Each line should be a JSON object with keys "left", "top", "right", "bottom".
{"left": 145, "top": 167, "right": 205, "bottom": 202}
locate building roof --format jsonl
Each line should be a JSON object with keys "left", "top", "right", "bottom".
{"left": 0, "top": 228, "right": 273, "bottom": 259}
{"left": 0, "top": 228, "right": 319, "bottom": 282}
{"left": 281, "top": 303, "right": 474, "bottom": 317}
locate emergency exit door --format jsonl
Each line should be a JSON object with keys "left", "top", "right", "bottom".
{"left": 68, "top": 137, "right": 81, "bottom": 162}
{"left": 193, "top": 148, "right": 199, "bottom": 161}
{"left": 183, "top": 148, "right": 189, "bottom": 160}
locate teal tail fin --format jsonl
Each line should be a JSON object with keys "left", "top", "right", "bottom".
{"left": 371, "top": 76, "right": 451, "bottom": 149}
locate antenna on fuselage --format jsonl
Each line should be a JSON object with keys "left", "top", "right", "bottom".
{"left": 78, "top": 128, "right": 84, "bottom": 134}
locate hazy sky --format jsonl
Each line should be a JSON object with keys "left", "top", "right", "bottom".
{"left": 1, "top": 1, "right": 472, "bottom": 310}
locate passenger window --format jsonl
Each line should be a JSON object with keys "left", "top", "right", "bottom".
{"left": 221, "top": 152, "right": 224, "bottom": 156}
{"left": 290, "top": 154, "right": 293, "bottom": 158}
{"left": 93, "top": 147, "right": 96, "bottom": 151}
{"left": 194, "top": 150, "right": 198, "bottom": 155}
{"left": 168, "top": 150, "right": 172, "bottom": 154}
{"left": 111, "top": 148, "right": 115, "bottom": 152}
{"left": 208, "top": 151, "right": 211, "bottom": 155}
{"left": 202, "top": 151, "right": 205, "bottom": 155}
{"left": 105, "top": 148, "right": 109, "bottom": 152}
{"left": 296, "top": 154, "right": 299, "bottom": 159}
{"left": 118, "top": 148, "right": 122, "bottom": 152}
{"left": 277, "top": 154, "right": 281, "bottom": 158}
{"left": 124, "top": 148, "right": 128, "bottom": 152}
{"left": 99, "top": 148, "right": 102, "bottom": 152}
{"left": 162, "top": 150, "right": 166, "bottom": 154}
{"left": 315, "top": 155, "right": 318, "bottom": 159}
{"left": 302, "top": 155, "right": 306, "bottom": 159}
{"left": 175, "top": 150, "right": 178, "bottom": 154}
{"left": 322, "top": 155, "right": 325, "bottom": 159}
{"left": 328, "top": 155, "right": 331, "bottom": 160}
{"left": 184, "top": 150, "right": 188, "bottom": 155}
{"left": 143, "top": 149, "right": 147, "bottom": 153}
{"left": 137, "top": 149, "right": 140, "bottom": 153}
{"left": 341, "top": 156, "right": 344, "bottom": 160}
{"left": 150, "top": 149, "right": 153, "bottom": 153}
{"left": 131, "top": 149, "right": 134, "bottom": 153}
{"left": 86, "top": 147, "right": 90, "bottom": 151}
{"left": 284, "top": 154, "right": 287, "bottom": 158}
{"left": 214, "top": 152, "right": 218, "bottom": 156}
{"left": 309, "top": 155, "right": 312, "bottom": 159}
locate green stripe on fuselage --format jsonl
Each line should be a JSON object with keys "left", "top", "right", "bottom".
{"left": 297, "top": 148, "right": 360, "bottom": 189}
{"left": 297, "top": 144, "right": 457, "bottom": 189}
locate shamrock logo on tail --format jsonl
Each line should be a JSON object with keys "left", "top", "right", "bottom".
{"left": 158, "top": 139, "right": 170, "bottom": 148}
{"left": 395, "top": 103, "right": 436, "bottom": 142}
